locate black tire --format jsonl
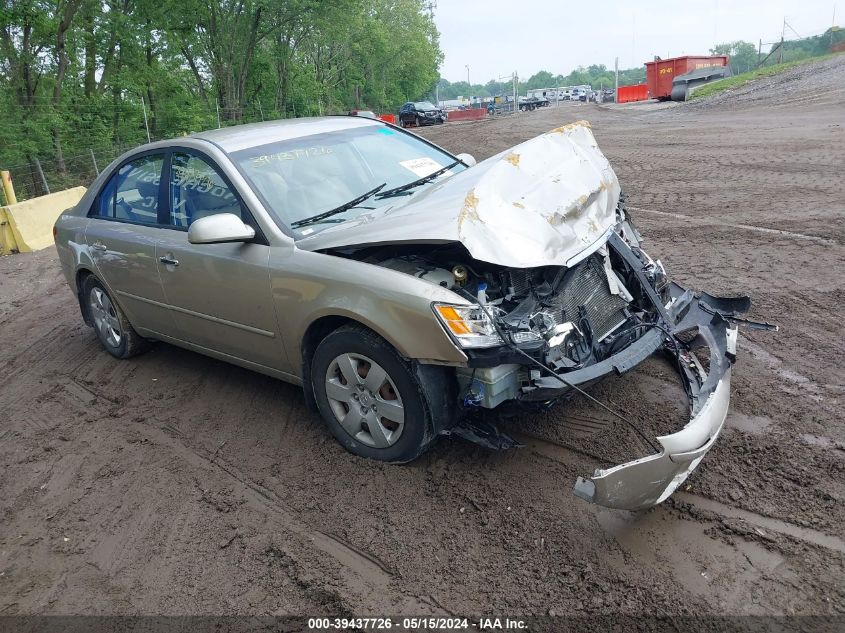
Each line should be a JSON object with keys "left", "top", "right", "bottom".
{"left": 81, "top": 275, "right": 150, "bottom": 359}
{"left": 311, "top": 324, "right": 453, "bottom": 463}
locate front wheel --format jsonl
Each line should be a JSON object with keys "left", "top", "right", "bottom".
{"left": 311, "top": 325, "right": 450, "bottom": 463}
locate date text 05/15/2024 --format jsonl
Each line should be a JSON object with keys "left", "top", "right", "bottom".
{"left": 307, "top": 616, "right": 528, "bottom": 630}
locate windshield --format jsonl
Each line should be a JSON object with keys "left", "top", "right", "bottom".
{"left": 415, "top": 102, "right": 437, "bottom": 110}
{"left": 230, "top": 123, "right": 465, "bottom": 237}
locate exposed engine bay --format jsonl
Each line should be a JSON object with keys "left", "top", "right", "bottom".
{"left": 379, "top": 243, "right": 646, "bottom": 367}
{"left": 333, "top": 204, "right": 672, "bottom": 410}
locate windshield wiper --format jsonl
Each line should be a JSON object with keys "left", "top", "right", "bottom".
{"left": 375, "top": 160, "right": 461, "bottom": 199}
{"left": 291, "top": 183, "right": 387, "bottom": 229}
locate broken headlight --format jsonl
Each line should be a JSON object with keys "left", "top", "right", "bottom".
{"left": 432, "top": 304, "right": 504, "bottom": 349}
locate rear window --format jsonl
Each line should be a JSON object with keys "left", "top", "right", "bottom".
{"left": 95, "top": 154, "right": 163, "bottom": 225}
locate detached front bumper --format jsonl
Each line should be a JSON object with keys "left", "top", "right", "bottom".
{"left": 573, "top": 359, "right": 732, "bottom": 510}
{"left": 524, "top": 230, "right": 749, "bottom": 511}
{"left": 568, "top": 278, "right": 745, "bottom": 510}
{"left": 572, "top": 312, "right": 738, "bottom": 511}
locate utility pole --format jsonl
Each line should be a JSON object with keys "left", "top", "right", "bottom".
{"left": 465, "top": 64, "right": 470, "bottom": 98}
{"left": 758, "top": 39, "right": 762, "bottom": 66}
{"left": 34, "top": 158, "right": 49, "bottom": 195}
{"left": 513, "top": 71, "right": 518, "bottom": 115}
{"left": 614, "top": 57, "right": 619, "bottom": 101}
{"left": 215, "top": 99, "right": 221, "bottom": 128}
{"left": 141, "top": 96, "right": 151, "bottom": 143}
{"left": 779, "top": 16, "right": 785, "bottom": 64}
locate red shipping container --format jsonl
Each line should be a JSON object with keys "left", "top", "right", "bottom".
{"left": 645, "top": 55, "right": 728, "bottom": 99}
{"left": 616, "top": 83, "right": 648, "bottom": 103}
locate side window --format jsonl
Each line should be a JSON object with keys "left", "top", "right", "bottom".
{"left": 96, "top": 173, "right": 117, "bottom": 218}
{"left": 169, "top": 153, "right": 245, "bottom": 228}
{"left": 94, "top": 155, "right": 163, "bottom": 224}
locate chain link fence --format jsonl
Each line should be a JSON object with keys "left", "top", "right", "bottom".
{"left": 4, "top": 143, "right": 139, "bottom": 202}
{"left": 1, "top": 99, "right": 326, "bottom": 204}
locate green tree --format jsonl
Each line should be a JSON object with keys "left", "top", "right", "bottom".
{"left": 525, "top": 70, "right": 555, "bottom": 90}
{"left": 710, "top": 40, "right": 759, "bottom": 74}
{"left": 0, "top": 0, "right": 443, "bottom": 199}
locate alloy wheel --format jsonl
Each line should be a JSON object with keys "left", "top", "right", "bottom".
{"left": 324, "top": 353, "right": 405, "bottom": 448}
{"left": 89, "top": 287, "right": 122, "bottom": 348}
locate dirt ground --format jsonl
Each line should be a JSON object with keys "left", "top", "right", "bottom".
{"left": 2, "top": 56, "right": 844, "bottom": 626}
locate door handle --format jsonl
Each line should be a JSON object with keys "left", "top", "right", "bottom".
{"left": 91, "top": 241, "right": 107, "bottom": 251}
{"left": 159, "top": 256, "right": 179, "bottom": 267}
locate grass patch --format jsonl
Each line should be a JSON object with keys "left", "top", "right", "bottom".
{"left": 689, "top": 53, "right": 842, "bottom": 100}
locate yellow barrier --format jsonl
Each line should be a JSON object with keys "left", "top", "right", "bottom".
{"left": 0, "top": 186, "right": 86, "bottom": 254}
{"left": 1, "top": 170, "right": 17, "bottom": 205}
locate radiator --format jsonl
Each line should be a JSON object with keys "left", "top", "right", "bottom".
{"left": 553, "top": 256, "right": 627, "bottom": 341}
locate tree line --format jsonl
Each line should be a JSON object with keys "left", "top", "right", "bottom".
{"left": 711, "top": 28, "right": 844, "bottom": 75}
{"left": 0, "top": 0, "right": 441, "bottom": 196}
{"left": 436, "top": 65, "right": 647, "bottom": 101}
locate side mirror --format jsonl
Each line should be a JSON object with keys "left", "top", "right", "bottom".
{"left": 188, "top": 213, "right": 255, "bottom": 244}
{"left": 456, "top": 152, "right": 477, "bottom": 167}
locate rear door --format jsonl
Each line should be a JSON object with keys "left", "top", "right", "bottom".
{"left": 154, "top": 149, "right": 287, "bottom": 371}
{"left": 84, "top": 152, "right": 177, "bottom": 336}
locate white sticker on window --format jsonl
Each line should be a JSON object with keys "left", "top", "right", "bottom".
{"left": 399, "top": 157, "right": 445, "bottom": 178}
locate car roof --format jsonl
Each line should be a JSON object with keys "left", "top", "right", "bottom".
{"left": 191, "top": 116, "right": 383, "bottom": 153}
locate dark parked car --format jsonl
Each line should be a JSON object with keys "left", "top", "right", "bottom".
{"left": 399, "top": 101, "right": 446, "bottom": 127}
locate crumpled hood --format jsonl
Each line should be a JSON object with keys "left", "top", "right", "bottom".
{"left": 297, "top": 121, "right": 621, "bottom": 268}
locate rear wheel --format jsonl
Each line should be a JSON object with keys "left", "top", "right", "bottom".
{"left": 311, "top": 325, "right": 449, "bottom": 463}
{"left": 82, "top": 275, "right": 150, "bottom": 359}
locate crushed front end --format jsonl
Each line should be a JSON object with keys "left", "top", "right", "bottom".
{"left": 373, "top": 201, "right": 755, "bottom": 510}
{"left": 319, "top": 119, "right": 765, "bottom": 510}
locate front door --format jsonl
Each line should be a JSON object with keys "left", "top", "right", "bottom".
{"left": 85, "top": 152, "right": 177, "bottom": 336}
{"left": 155, "top": 150, "right": 287, "bottom": 372}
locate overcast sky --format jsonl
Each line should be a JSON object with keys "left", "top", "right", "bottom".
{"left": 434, "top": 0, "right": 839, "bottom": 83}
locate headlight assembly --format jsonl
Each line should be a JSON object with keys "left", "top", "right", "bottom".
{"left": 432, "top": 303, "right": 504, "bottom": 349}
